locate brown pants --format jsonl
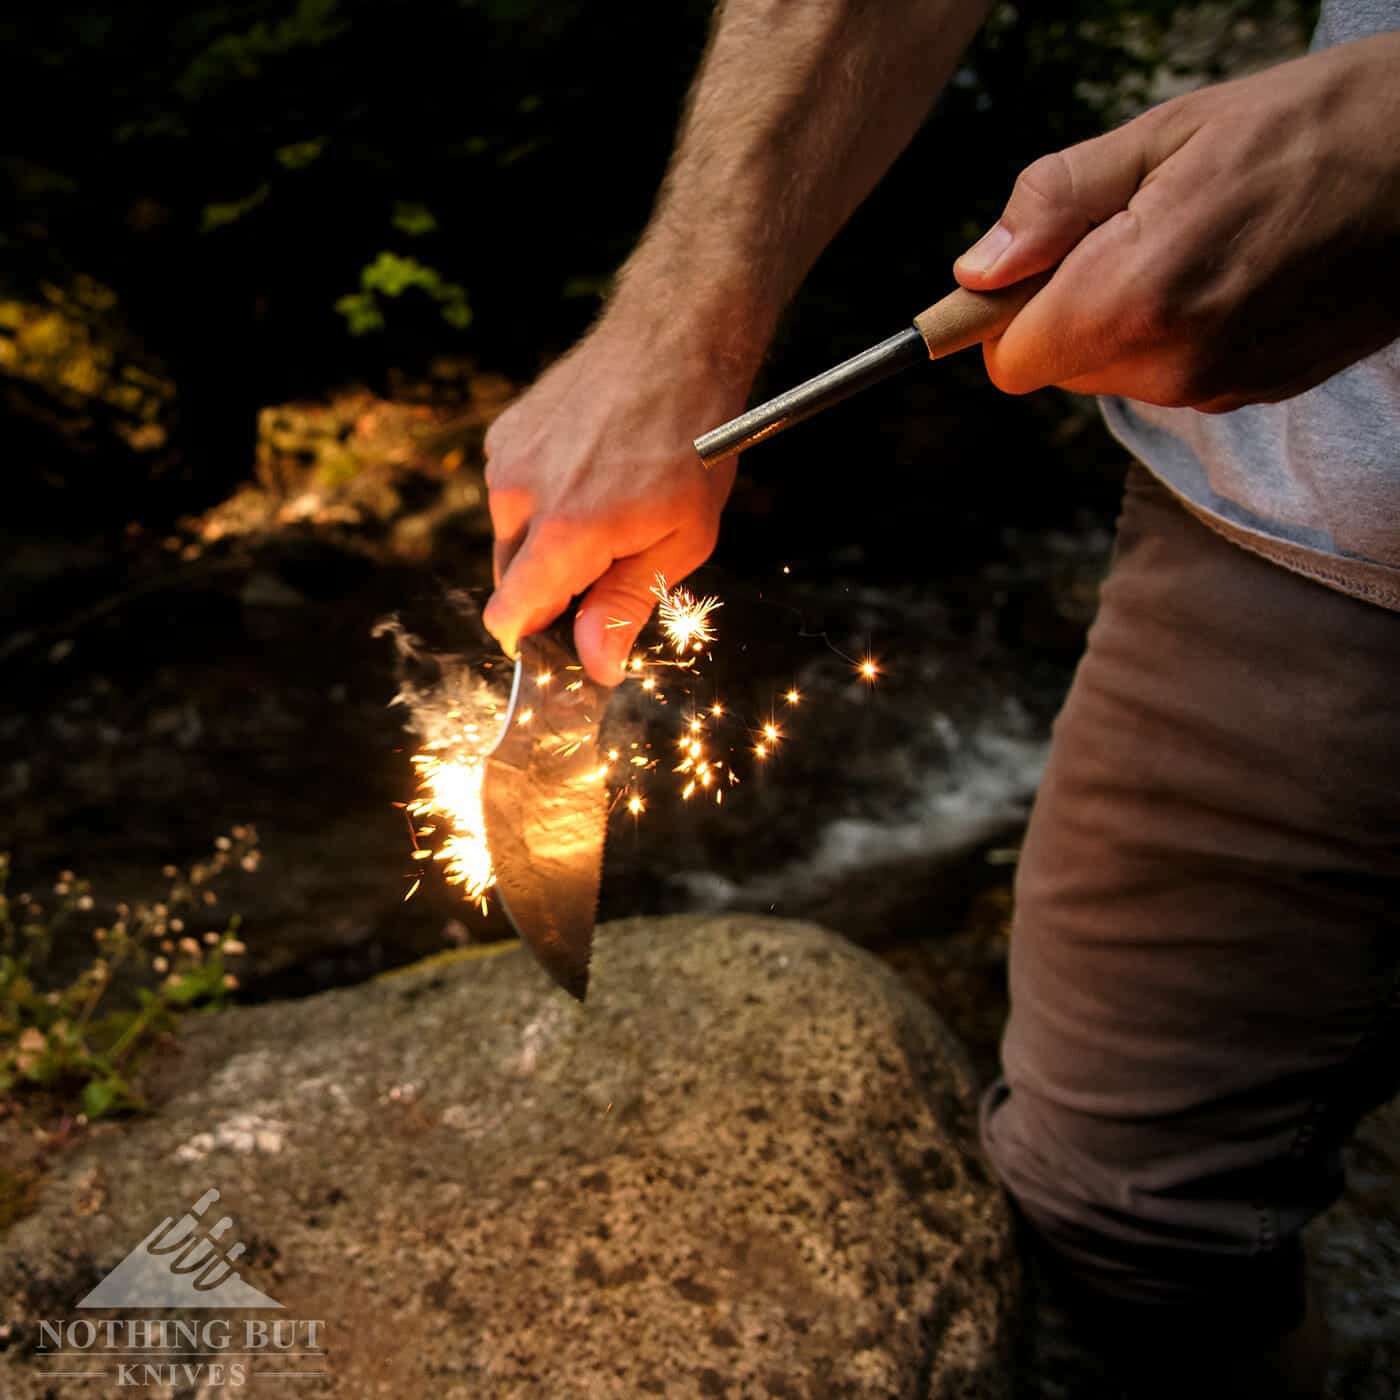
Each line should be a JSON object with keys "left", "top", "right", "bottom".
{"left": 981, "top": 465, "right": 1400, "bottom": 1338}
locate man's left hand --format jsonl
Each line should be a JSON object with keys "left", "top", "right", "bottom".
{"left": 954, "top": 33, "right": 1400, "bottom": 413}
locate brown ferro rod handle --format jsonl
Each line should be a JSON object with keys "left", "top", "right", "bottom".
{"left": 693, "top": 271, "right": 1051, "bottom": 468}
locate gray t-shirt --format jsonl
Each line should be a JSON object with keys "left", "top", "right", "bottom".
{"left": 1100, "top": 0, "right": 1400, "bottom": 609}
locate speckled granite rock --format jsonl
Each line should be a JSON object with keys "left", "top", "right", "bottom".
{"left": 0, "top": 915, "right": 1016, "bottom": 1399}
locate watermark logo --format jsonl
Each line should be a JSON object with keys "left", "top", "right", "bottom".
{"left": 34, "top": 1187, "right": 327, "bottom": 1387}
{"left": 77, "top": 1187, "right": 282, "bottom": 1309}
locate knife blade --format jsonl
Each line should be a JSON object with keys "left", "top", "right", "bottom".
{"left": 482, "top": 628, "right": 610, "bottom": 1000}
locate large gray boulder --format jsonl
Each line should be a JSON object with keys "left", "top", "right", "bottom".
{"left": 1, "top": 915, "right": 1016, "bottom": 1398}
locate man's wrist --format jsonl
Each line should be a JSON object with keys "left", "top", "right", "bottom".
{"left": 604, "top": 242, "right": 779, "bottom": 389}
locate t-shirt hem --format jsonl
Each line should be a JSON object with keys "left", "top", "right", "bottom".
{"left": 1143, "top": 468, "right": 1400, "bottom": 613}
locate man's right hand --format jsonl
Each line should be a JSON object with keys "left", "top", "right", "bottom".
{"left": 481, "top": 309, "right": 755, "bottom": 686}
{"left": 481, "top": 0, "right": 994, "bottom": 685}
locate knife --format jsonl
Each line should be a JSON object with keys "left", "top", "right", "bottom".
{"left": 482, "top": 626, "right": 610, "bottom": 1000}
{"left": 481, "top": 278, "right": 1043, "bottom": 995}
{"left": 693, "top": 273, "right": 1050, "bottom": 466}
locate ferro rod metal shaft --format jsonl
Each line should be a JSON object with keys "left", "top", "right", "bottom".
{"left": 693, "top": 326, "right": 924, "bottom": 468}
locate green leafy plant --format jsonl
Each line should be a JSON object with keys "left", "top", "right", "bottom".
{"left": 335, "top": 250, "right": 471, "bottom": 336}
{"left": 0, "top": 1, "right": 1316, "bottom": 494}
{"left": 0, "top": 830, "right": 258, "bottom": 1121}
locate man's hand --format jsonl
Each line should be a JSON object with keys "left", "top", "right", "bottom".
{"left": 954, "top": 33, "right": 1400, "bottom": 413}
{"left": 480, "top": 0, "right": 993, "bottom": 684}
{"left": 482, "top": 311, "right": 753, "bottom": 685}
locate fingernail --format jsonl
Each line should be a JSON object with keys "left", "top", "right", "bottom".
{"left": 486, "top": 613, "right": 517, "bottom": 660}
{"left": 958, "top": 222, "right": 1012, "bottom": 276}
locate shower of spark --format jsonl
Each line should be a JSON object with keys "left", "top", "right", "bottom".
{"left": 376, "top": 613, "right": 507, "bottom": 914}
{"left": 386, "top": 571, "right": 884, "bottom": 915}
{"left": 651, "top": 573, "right": 722, "bottom": 655}
{"left": 408, "top": 750, "right": 495, "bottom": 909}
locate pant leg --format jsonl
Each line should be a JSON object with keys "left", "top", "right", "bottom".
{"left": 981, "top": 464, "right": 1400, "bottom": 1339}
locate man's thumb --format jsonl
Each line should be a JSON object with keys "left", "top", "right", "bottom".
{"left": 574, "top": 557, "right": 666, "bottom": 686}
{"left": 954, "top": 121, "right": 1154, "bottom": 290}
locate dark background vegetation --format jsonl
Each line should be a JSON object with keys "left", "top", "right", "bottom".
{"left": 16, "top": 15, "right": 1400, "bottom": 1397}
{"left": 1, "top": 0, "right": 1310, "bottom": 524}
{"left": 0, "top": 0, "right": 1313, "bottom": 1008}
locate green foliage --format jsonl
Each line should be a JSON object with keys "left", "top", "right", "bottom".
{"left": 391, "top": 202, "right": 438, "bottom": 238}
{"left": 0, "top": 0, "right": 1317, "bottom": 454}
{"left": 335, "top": 250, "right": 472, "bottom": 337}
{"left": 0, "top": 833, "right": 258, "bottom": 1121}
{"left": 274, "top": 139, "right": 325, "bottom": 171}
{"left": 0, "top": 278, "right": 172, "bottom": 438}
{"left": 175, "top": 0, "right": 348, "bottom": 100}
{"left": 0, "top": 0, "right": 718, "bottom": 389}
{"left": 201, "top": 183, "right": 271, "bottom": 233}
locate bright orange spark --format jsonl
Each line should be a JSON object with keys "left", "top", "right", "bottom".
{"left": 785, "top": 689, "right": 800, "bottom": 705}
{"left": 651, "top": 573, "right": 722, "bottom": 654}
{"left": 408, "top": 750, "right": 496, "bottom": 906}
{"left": 858, "top": 657, "right": 879, "bottom": 683}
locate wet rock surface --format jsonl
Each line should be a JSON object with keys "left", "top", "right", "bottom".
{"left": 0, "top": 387, "right": 1111, "bottom": 1000}
{"left": 0, "top": 915, "right": 1018, "bottom": 1399}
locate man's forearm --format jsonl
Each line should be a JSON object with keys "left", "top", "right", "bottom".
{"left": 482, "top": 0, "right": 990, "bottom": 675}
{"left": 609, "top": 0, "right": 993, "bottom": 376}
